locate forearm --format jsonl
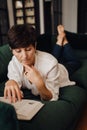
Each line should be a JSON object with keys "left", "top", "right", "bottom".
{"left": 37, "top": 81, "right": 53, "bottom": 101}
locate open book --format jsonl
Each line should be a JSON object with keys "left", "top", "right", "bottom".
{"left": 0, "top": 97, "right": 44, "bottom": 120}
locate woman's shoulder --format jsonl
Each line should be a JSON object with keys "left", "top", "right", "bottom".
{"left": 36, "top": 50, "right": 58, "bottom": 66}
{"left": 8, "top": 55, "right": 21, "bottom": 68}
{"left": 36, "top": 50, "right": 57, "bottom": 61}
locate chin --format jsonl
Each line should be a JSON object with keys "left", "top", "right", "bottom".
{"left": 22, "top": 60, "right": 34, "bottom": 66}
{"left": 24, "top": 62, "right": 33, "bottom": 66}
{"left": 22, "top": 61, "right": 29, "bottom": 65}
{"left": 24, "top": 62, "right": 30, "bottom": 65}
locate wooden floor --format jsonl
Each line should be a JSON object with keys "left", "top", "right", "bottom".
{"left": 75, "top": 104, "right": 87, "bottom": 130}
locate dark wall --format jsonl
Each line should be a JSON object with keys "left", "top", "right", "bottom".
{"left": 78, "top": 0, "right": 87, "bottom": 33}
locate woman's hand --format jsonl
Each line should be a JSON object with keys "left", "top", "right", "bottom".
{"left": 23, "top": 65, "right": 44, "bottom": 88}
{"left": 4, "top": 80, "right": 23, "bottom": 103}
{"left": 23, "top": 64, "right": 52, "bottom": 100}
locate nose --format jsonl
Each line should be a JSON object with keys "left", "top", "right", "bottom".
{"left": 21, "top": 50, "right": 27, "bottom": 59}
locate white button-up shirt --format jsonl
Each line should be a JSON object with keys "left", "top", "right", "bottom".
{"left": 7, "top": 50, "right": 75, "bottom": 101}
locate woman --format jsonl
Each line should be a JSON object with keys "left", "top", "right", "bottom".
{"left": 4, "top": 24, "right": 75, "bottom": 102}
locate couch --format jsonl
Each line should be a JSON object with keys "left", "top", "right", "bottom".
{"left": 0, "top": 31, "right": 87, "bottom": 130}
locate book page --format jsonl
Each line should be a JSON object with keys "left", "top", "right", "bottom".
{"left": 0, "top": 97, "right": 44, "bottom": 120}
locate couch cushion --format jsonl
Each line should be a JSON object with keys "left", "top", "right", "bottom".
{"left": 59, "top": 85, "right": 87, "bottom": 110}
{"left": 19, "top": 100, "right": 76, "bottom": 130}
{"left": 18, "top": 85, "right": 87, "bottom": 130}
{"left": 0, "top": 81, "right": 7, "bottom": 96}
{"left": 19, "top": 91, "right": 86, "bottom": 130}
{"left": 0, "top": 102, "right": 19, "bottom": 130}
{"left": 0, "top": 44, "right": 12, "bottom": 82}
{"left": 74, "top": 49, "right": 87, "bottom": 59}
{"left": 71, "top": 59, "right": 87, "bottom": 90}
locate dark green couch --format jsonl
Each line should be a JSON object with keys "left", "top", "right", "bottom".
{"left": 0, "top": 31, "right": 87, "bottom": 130}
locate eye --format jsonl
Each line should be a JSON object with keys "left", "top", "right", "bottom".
{"left": 15, "top": 49, "right": 21, "bottom": 53}
{"left": 25, "top": 47, "right": 32, "bottom": 51}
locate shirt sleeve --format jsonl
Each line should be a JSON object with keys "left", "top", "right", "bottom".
{"left": 45, "top": 63, "right": 60, "bottom": 101}
{"left": 7, "top": 57, "right": 22, "bottom": 88}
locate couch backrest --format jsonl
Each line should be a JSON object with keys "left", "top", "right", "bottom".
{"left": 65, "top": 31, "right": 87, "bottom": 50}
{"left": 37, "top": 31, "right": 87, "bottom": 50}
{"left": 37, "top": 34, "right": 52, "bottom": 53}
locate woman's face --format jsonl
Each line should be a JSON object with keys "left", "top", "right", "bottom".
{"left": 12, "top": 45, "right": 36, "bottom": 66}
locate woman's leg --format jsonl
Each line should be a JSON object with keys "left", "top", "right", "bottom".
{"left": 53, "top": 25, "right": 81, "bottom": 75}
{"left": 52, "top": 25, "right": 64, "bottom": 61}
{"left": 62, "top": 32, "right": 81, "bottom": 75}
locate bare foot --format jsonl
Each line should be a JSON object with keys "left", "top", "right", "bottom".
{"left": 56, "top": 25, "right": 65, "bottom": 46}
{"left": 57, "top": 25, "right": 68, "bottom": 46}
{"left": 57, "top": 25, "right": 64, "bottom": 34}
{"left": 56, "top": 33, "right": 65, "bottom": 46}
{"left": 63, "top": 37, "right": 68, "bottom": 45}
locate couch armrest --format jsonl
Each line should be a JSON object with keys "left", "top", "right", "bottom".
{"left": 0, "top": 102, "right": 19, "bottom": 130}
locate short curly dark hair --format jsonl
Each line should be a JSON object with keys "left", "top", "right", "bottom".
{"left": 8, "top": 24, "right": 37, "bottom": 49}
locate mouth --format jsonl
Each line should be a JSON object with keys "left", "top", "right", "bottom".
{"left": 22, "top": 60, "right": 34, "bottom": 66}
{"left": 22, "top": 60, "right": 29, "bottom": 64}
{"left": 21, "top": 58, "right": 34, "bottom": 66}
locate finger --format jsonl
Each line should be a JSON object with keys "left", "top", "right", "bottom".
{"left": 20, "top": 90, "right": 24, "bottom": 98}
{"left": 31, "top": 65, "right": 36, "bottom": 71}
{"left": 8, "top": 89, "right": 12, "bottom": 102}
{"left": 16, "top": 89, "right": 22, "bottom": 101}
{"left": 4, "top": 87, "right": 8, "bottom": 99}
{"left": 11, "top": 88, "right": 17, "bottom": 103}
{"left": 23, "top": 64, "right": 32, "bottom": 70}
